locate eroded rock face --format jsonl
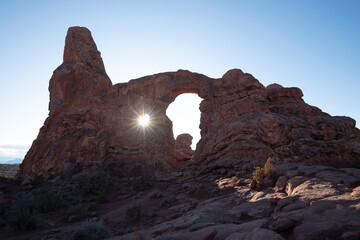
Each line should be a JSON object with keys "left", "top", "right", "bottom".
{"left": 19, "top": 26, "right": 360, "bottom": 175}
{"left": 175, "top": 134, "right": 194, "bottom": 161}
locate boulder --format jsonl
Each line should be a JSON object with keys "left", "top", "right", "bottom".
{"left": 193, "top": 228, "right": 217, "bottom": 240}
{"left": 225, "top": 228, "right": 285, "bottom": 240}
{"left": 341, "top": 231, "right": 360, "bottom": 240}
{"left": 285, "top": 176, "right": 309, "bottom": 195}
{"left": 249, "top": 180, "right": 257, "bottom": 189}
{"left": 175, "top": 133, "right": 194, "bottom": 161}
{"left": 275, "top": 176, "right": 288, "bottom": 192}
{"left": 272, "top": 218, "right": 296, "bottom": 231}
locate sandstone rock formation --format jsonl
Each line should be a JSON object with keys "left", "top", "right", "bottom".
{"left": 19, "top": 26, "right": 360, "bottom": 175}
{"left": 175, "top": 133, "right": 194, "bottom": 161}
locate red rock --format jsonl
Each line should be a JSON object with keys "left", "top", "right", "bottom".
{"left": 274, "top": 196, "right": 298, "bottom": 213}
{"left": 175, "top": 133, "right": 194, "bottom": 161}
{"left": 285, "top": 176, "right": 309, "bottom": 195}
{"left": 249, "top": 179, "right": 257, "bottom": 189}
{"left": 225, "top": 228, "right": 285, "bottom": 240}
{"left": 275, "top": 176, "right": 288, "bottom": 192}
{"left": 0, "top": 191, "right": 8, "bottom": 205}
{"left": 341, "top": 231, "right": 360, "bottom": 240}
{"left": 21, "top": 178, "right": 32, "bottom": 186}
{"left": 193, "top": 228, "right": 217, "bottom": 240}
{"left": 18, "top": 26, "right": 360, "bottom": 175}
{"left": 272, "top": 218, "right": 296, "bottom": 231}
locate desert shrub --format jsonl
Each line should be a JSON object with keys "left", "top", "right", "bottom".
{"left": 353, "top": 159, "right": 360, "bottom": 169}
{"left": 133, "top": 229, "right": 147, "bottom": 240}
{"left": 0, "top": 202, "right": 7, "bottom": 218}
{"left": 73, "top": 223, "right": 107, "bottom": 240}
{"left": 126, "top": 204, "right": 141, "bottom": 223}
{"left": 294, "top": 110, "right": 302, "bottom": 116}
{"left": 65, "top": 205, "right": 87, "bottom": 223}
{"left": 245, "top": 165, "right": 256, "bottom": 172}
{"left": 63, "top": 162, "right": 76, "bottom": 177}
{"left": 191, "top": 171, "right": 197, "bottom": 180}
{"left": 253, "top": 167, "right": 265, "bottom": 182}
{"left": 188, "top": 182, "right": 203, "bottom": 196}
{"left": 131, "top": 175, "right": 151, "bottom": 192}
{"left": 4, "top": 187, "right": 65, "bottom": 231}
{"left": 95, "top": 191, "right": 107, "bottom": 204}
{"left": 33, "top": 188, "right": 64, "bottom": 213}
{"left": 73, "top": 168, "right": 111, "bottom": 202}
{"left": 160, "top": 196, "right": 176, "bottom": 208}
{"left": 8, "top": 206, "right": 36, "bottom": 231}
{"left": 98, "top": 163, "right": 123, "bottom": 179}
{"left": 264, "top": 158, "right": 276, "bottom": 180}
{"left": 252, "top": 157, "right": 277, "bottom": 187}
{"left": 150, "top": 191, "right": 162, "bottom": 199}
{"left": 0, "top": 176, "right": 10, "bottom": 184}
{"left": 6, "top": 192, "right": 36, "bottom": 231}
{"left": 73, "top": 164, "right": 124, "bottom": 203}
{"left": 160, "top": 199, "right": 170, "bottom": 207}
{"left": 87, "top": 203, "right": 98, "bottom": 211}
{"left": 68, "top": 215, "right": 82, "bottom": 223}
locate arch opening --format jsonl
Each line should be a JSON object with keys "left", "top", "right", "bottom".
{"left": 166, "top": 93, "right": 203, "bottom": 150}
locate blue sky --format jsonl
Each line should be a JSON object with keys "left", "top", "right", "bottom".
{"left": 0, "top": 0, "right": 359, "bottom": 161}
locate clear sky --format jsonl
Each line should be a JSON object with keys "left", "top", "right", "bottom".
{"left": 0, "top": 0, "right": 359, "bottom": 161}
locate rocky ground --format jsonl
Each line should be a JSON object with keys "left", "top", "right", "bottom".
{"left": 0, "top": 164, "right": 19, "bottom": 178}
{"left": 0, "top": 161, "right": 359, "bottom": 240}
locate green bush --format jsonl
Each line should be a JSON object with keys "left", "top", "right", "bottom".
{"left": 353, "top": 159, "right": 360, "bottom": 169}
{"left": 252, "top": 157, "right": 277, "bottom": 187}
{"left": 131, "top": 175, "right": 151, "bottom": 192}
{"left": 5, "top": 187, "right": 65, "bottom": 231}
{"left": 191, "top": 171, "right": 197, "bottom": 180}
{"left": 253, "top": 166, "right": 265, "bottom": 182}
{"left": 133, "top": 230, "right": 147, "bottom": 240}
{"left": 160, "top": 198, "right": 175, "bottom": 207}
{"left": 33, "top": 189, "right": 64, "bottom": 213}
{"left": 6, "top": 192, "right": 36, "bottom": 231}
{"left": 188, "top": 182, "right": 203, "bottom": 196}
{"left": 73, "top": 223, "right": 108, "bottom": 240}
{"left": 98, "top": 163, "right": 123, "bottom": 178}
{"left": 126, "top": 204, "right": 141, "bottom": 223}
{"left": 246, "top": 165, "right": 256, "bottom": 172}
{"left": 8, "top": 206, "right": 36, "bottom": 231}
{"left": 65, "top": 205, "right": 87, "bottom": 223}
{"left": 73, "top": 168, "right": 111, "bottom": 203}
{"left": 62, "top": 162, "right": 76, "bottom": 177}
{"left": 73, "top": 164, "right": 124, "bottom": 203}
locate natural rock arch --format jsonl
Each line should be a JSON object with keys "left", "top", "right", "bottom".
{"left": 19, "top": 27, "right": 360, "bottom": 175}
{"left": 166, "top": 93, "right": 203, "bottom": 148}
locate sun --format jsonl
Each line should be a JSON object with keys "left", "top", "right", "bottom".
{"left": 138, "top": 114, "right": 150, "bottom": 127}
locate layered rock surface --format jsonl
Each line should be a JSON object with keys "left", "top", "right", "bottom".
{"left": 4, "top": 162, "right": 360, "bottom": 239}
{"left": 175, "top": 134, "right": 194, "bottom": 161}
{"left": 111, "top": 162, "right": 360, "bottom": 240}
{"left": 19, "top": 26, "right": 360, "bottom": 175}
